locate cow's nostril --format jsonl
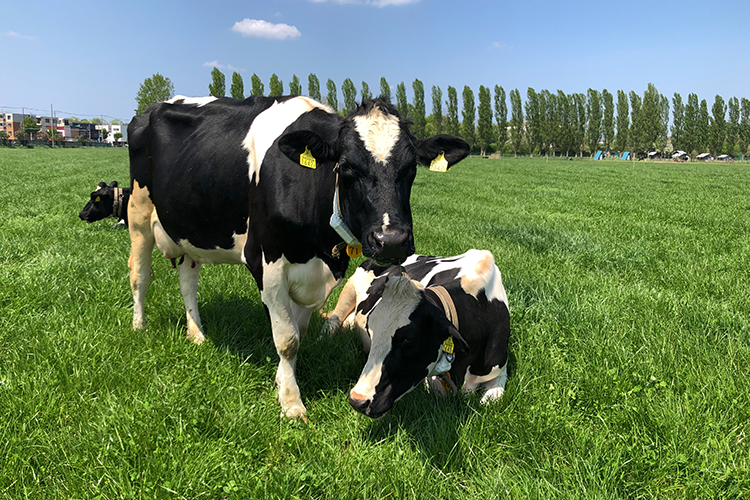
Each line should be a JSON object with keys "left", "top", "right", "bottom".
{"left": 348, "top": 391, "right": 370, "bottom": 413}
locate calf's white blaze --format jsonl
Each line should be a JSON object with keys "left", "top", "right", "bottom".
{"left": 244, "top": 96, "right": 333, "bottom": 185}
{"left": 350, "top": 276, "right": 421, "bottom": 401}
{"left": 354, "top": 107, "right": 401, "bottom": 165}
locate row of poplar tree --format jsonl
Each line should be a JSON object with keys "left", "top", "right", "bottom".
{"left": 208, "top": 68, "right": 750, "bottom": 158}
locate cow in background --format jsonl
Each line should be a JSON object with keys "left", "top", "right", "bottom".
{"left": 79, "top": 181, "right": 130, "bottom": 226}
{"left": 127, "top": 95, "right": 470, "bottom": 418}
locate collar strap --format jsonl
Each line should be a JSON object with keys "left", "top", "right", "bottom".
{"left": 111, "top": 187, "right": 124, "bottom": 219}
{"left": 329, "top": 163, "right": 361, "bottom": 247}
{"left": 427, "top": 285, "right": 459, "bottom": 330}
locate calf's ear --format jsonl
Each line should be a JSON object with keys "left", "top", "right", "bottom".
{"left": 416, "top": 134, "right": 470, "bottom": 168}
{"left": 277, "top": 130, "right": 337, "bottom": 166}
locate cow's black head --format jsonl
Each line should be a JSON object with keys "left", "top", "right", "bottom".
{"left": 278, "top": 98, "right": 470, "bottom": 265}
{"left": 348, "top": 276, "right": 469, "bottom": 418}
{"left": 79, "top": 181, "right": 119, "bottom": 223}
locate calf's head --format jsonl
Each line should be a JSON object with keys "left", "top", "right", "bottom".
{"left": 348, "top": 276, "right": 468, "bottom": 418}
{"left": 278, "top": 98, "right": 469, "bottom": 265}
{"left": 79, "top": 181, "right": 120, "bottom": 223}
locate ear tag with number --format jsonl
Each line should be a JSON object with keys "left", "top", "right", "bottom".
{"left": 442, "top": 337, "right": 455, "bottom": 355}
{"left": 346, "top": 244, "right": 362, "bottom": 258}
{"left": 300, "top": 146, "right": 317, "bottom": 169}
{"left": 429, "top": 152, "right": 449, "bottom": 172}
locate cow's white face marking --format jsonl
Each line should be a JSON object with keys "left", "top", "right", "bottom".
{"left": 166, "top": 95, "right": 218, "bottom": 107}
{"left": 382, "top": 213, "right": 390, "bottom": 232}
{"left": 350, "top": 276, "right": 421, "bottom": 401}
{"left": 354, "top": 107, "right": 401, "bottom": 165}
{"left": 244, "top": 96, "right": 334, "bottom": 185}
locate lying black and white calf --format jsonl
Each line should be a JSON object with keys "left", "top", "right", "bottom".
{"left": 323, "top": 249, "right": 510, "bottom": 418}
{"left": 79, "top": 181, "right": 130, "bottom": 226}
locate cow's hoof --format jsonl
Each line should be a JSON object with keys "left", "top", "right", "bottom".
{"left": 319, "top": 316, "right": 341, "bottom": 339}
{"left": 281, "top": 401, "right": 308, "bottom": 421}
{"left": 133, "top": 318, "right": 145, "bottom": 330}
{"left": 480, "top": 386, "right": 505, "bottom": 404}
{"left": 186, "top": 329, "right": 206, "bottom": 345}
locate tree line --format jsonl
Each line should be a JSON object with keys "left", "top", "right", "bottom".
{"left": 137, "top": 69, "right": 750, "bottom": 158}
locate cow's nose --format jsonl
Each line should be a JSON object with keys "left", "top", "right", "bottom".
{"left": 368, "top": 229, "right": 409, "bottom": 263}
{"left": 348, "top": 390, "right": 370, "bottom": 414}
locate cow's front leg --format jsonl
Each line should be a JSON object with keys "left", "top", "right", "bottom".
{"left": 261, "top": 258, "right": 306, "bottom": 419}
{"left": 178, "top": 259, "right": 205, "bottom": 344}
{"left": 320, "top": 277, "right": 357, "bottom": 337}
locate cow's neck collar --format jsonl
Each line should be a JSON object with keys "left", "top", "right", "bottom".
{"left": 111, "top": 187, "right": 124, "bottom": 220}
{"left": 329, "top": 163, "right": 361, "bottom": 251}
{"left": 424, "top": 285, "right": 467, "bottom": 382}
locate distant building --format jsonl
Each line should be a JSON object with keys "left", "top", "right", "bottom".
{"left": 1, "top": 112, "right": 126, "bottom": 142}
{"left": 95, "top": 123, "right": 128, "bottom": 144}
{"left": 696, "top": 153, "right": 713, "bottom": 162}
{"left": 672, "top": 150, "right": 690, "bottom": 161}
{"left": 717, "top": 154, "right": 735, "bottom": 162}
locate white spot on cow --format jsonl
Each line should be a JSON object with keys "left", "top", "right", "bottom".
{"left": 464, "top": 362, "right": 508, "bottom": 404}
{"left": 350, "top": 276, "right": 421, "bottom": 402}
{"left": 382, "top": 213, "right": 390, "bottom": 232}
{"left": 151, "top": 211, "right": 246, "bottom": 265}
{"left": 166, "top": 95, "right": 218, "bottom": 107}
{"left": 354, "top": 106, "right": 401, "bottom": 165}
{"left": 244, "top": 96, "right": 334, "bottom": 185}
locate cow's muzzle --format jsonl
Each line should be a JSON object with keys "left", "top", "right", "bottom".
{"left": 367, "top": 228, "right": 412, "bottom": 265}
{"left": 349, "top": 389, "right": 390, "bottom": 419}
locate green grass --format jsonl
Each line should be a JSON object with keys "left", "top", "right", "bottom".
{"left": 1, "top": 148, "right": 749, "bottom": 499}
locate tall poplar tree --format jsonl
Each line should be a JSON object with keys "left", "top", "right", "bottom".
{"left": 525, "top": 87, "right": 543, "bottom": 157}
{"left": 658, "top": 93, "right": 670, "bottom": 152}
{"left": 326, "top": 79, "right": 338, "bottom": 112}
{"left": 698, "top": 99, "right": 710, "bottom": 153}
{"left": 342, "top": 78, "right": 357, "bottom": 115}
{"left": 557, "top": 91, "right": 573, "bottom": 156}
{"left": 710, "top": 95, "right": 727, "bottom": 156}
{"left": 639, "top": 83, "right": 663, "bottom": 152}
{"left": 289, "top": 75, "right": 302, "bottom": 96}
{"left": 461, "top": 86, "right": 476, "bottom": 152}
{"left": 251, "top": 74, "right": 264, "bottom": 96}
{"left": 509, "top": 88, "right": 524, "bottom": 157}
{"left": 629, "top": 91, "right": 642, "bottom": 153}
{"left": 431, "top": 85, "right": 443, "bottom": 135}
{"left": 586, "top": 89, "right": 602, "bottom": 155}
{"left": 230, "top": 72, "right": 244, "bottom": 99}
{"left": 615, "top": 90, "right": 629, "bottom": 152}
{"left": 493, "top": 85, "right": 508, "bottom": 156}
{"left": 684, "top": 93, "right": 700, "bottom": 154}
{"left": 308, "top": 73, "right": 321, "bottom": 101}
{"left": 412, "top": 79, "right": 426, "bottom": 139}
{"left": 446, "top": 86, "right": 460, "bottom": 137}
{"left": 477, "top": 85, "right": 493, "bottom": 156}
{"left": 361, "top": 81, "right": 372, "bottom": 101}
{"left": 396, "top": 82, "right": 408, "bottom": 118}
{"left": 269, "top": 74, "right": 283, "bottom": 97}
{"left": 574, "top": 93, "right": 587, "bottom": 157}
{"left": 671, "top": 93, "right": 685, "bottom": 152}
{"left": 380, "top": 77, "right": 391, "bottom": 101}
{"left": 727, "top": 97, "right": 740, "bottom": 154}
{"left": 209, "top": 67, "right": 226, "bottom": 97}
{"left": 544, "top": 90, "right": 560, "bottom": 156}
{"left": 601, "top": 89, "right": 614, "bottom": 152}
{"left": 740, "top": 98, "right": 750, "bottom": 157}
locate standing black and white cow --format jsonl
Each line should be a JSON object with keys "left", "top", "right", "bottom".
{"left": 127, "top": 95, "right": 469, "bottom": 418}
{"left": 79, "top": 181, "right": 130, "bottom": 226}
{"left": 323, "top": 249, "right": 510, "bottom": 418}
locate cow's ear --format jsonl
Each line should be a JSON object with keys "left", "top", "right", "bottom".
{"left": 423, "top": 291, "right": 470, "bottom": 355}
{"left": 97, "top": 181, "right": 107, "bottom": 189}
{"left": 109, "top": 181, "right": 118, "bottom": 188}
{"left": 415, "top": 134, "right": 470, "bottom": 168}
{"left": 447, "top": 325, "right": 470, "bottom": 355}
{"left": 277, "top": 130, "right": 337, "bottom": 165}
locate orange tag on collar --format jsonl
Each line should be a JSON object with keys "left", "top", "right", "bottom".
{"left": 346, "top": 244, "right": 362, "bottom": 258}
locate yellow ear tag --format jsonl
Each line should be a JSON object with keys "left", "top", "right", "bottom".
{"left": 95, "top": 196, "right": 101, "bottom": 202}
{"left": 346, "top": 244, "right": 362, "bottom": 258}
{"left": 442, "top": 337, "right": 454, "bottom": 355}
{"left": 429, "top": 152, "right": 448, "bottom": 172}
{"left": 300, "top": 146, "right": 317, "bottom": 169}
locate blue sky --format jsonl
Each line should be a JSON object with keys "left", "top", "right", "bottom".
{"left": 2, "top": 0, "right": 748, "bottom": 123}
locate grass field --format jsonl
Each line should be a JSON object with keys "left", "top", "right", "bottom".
{"left": 1, "top": 148, "right": 749, "bottom": 499}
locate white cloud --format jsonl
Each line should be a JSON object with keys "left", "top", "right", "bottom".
{"left": 203, "top": 60, "right": 245, "bottom": 72}
{"left": 5, "top": 31, "right": 36, "bottom": 40}
{"left": 310, "top": 0, "right": 420, "bottom": 5}
{"left": 231, "top": 19, "right": 301, "bottom": 40}
{"left": 490, "top": 42, "right": 513, "bottom": 50}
